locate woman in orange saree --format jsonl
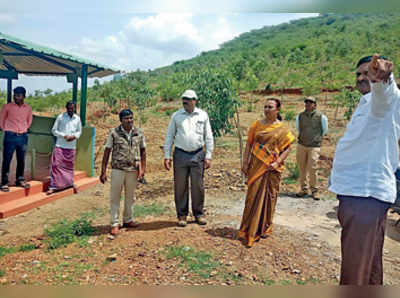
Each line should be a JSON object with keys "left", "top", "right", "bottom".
{"left": 238, "top": 98, "right": 294, "bottom": 247}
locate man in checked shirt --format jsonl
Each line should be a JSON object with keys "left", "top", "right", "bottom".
{"left": 164, "top": 90, "right": 214, "bottom": 227}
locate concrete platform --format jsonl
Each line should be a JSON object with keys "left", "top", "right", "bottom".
{"left": 0, "top": 171, "right": 99, "bottom": 218}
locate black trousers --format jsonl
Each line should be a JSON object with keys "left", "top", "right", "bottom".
{"left": 337, "top": 195, "right": 390, "bottom": 285}
{"left": 173, "top": 147, "right": 205, "bottom": 218}
{"left": 1, "top": 131, "right": 28, "bottom": 186}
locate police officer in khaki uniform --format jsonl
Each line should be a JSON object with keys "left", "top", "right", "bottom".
{"left": 100, "top": 109, "right": 146, "bottom": 236}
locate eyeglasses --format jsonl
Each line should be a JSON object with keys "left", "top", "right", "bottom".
{"left": 264, "top": 105, "right": 276, "bottom": 109}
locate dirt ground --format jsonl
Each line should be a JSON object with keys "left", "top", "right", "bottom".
{"left": 0, "top": 93, "right": 399, "bottom": 285}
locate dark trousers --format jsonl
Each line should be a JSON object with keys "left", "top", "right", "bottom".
{"left": 1, "top": 131, "right": 28, "bottom": 186}
{"left": 173, "top": 147, "right": 205, "bottom": 218}
{"left": 337, "top": 195, "right": 390, "bottom": 285}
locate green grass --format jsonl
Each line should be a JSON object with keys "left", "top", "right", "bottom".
{"left": 165, "top": 246, "right": 220, "bottom": 278}
{"left": 0, "top": 269, "right": 4, "bottom": 277}
{"left": 296, "top": 279, "right": 307, "bottom": 285}
{"left": 0, "top": 246, "right": 17, "bottom": 257}
{"left": 0, "top": 243, "right": 37, "bottom": 258}
{"left": 263, "top": 278, "right": 276, "bottom": 286}
{"left": 18, "top": 244, "right": 36, "bottom": 252}
{"left": 44, "top": 213, "right": 95, "bottom": 250}
{"left": 134, "top": 203, "right": 166, "bottom": 218}
{"left": 279, "top": 279, "right": 293, "bottom": 285}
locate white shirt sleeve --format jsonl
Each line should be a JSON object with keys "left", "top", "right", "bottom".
{"left": 51, "top": 115, "right": 65, "bottom": 138}
{"left": 204, "top": 115, "right": 214, "bottom": 160}
{"left": 164, "top": 114, "right": 176, "bottom": 159}
{"left": 321, "top": 115, "right": 328, "bottom": 136}
{"left": 370, "top": 73, "right": 400, "bottom": 118}
{"left": 295, "top": 114, "right": 300, "bottom": 132}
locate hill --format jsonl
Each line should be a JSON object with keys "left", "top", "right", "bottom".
{"left": 11, "top": 13, "right": 400, "bottom": 111}
{"left": 153, "top": 13, "right": 400, "bottom": 92}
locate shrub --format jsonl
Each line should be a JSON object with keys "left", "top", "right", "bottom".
{"left": 283, "top": 109, "right": 296, "bottom": 121}
{"left": 44, "top": 214, "right": 94, "bottom": 250}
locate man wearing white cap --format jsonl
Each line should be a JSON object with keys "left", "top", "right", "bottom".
{"left": 164, "top": 89, "right": 214, "bottom": 227}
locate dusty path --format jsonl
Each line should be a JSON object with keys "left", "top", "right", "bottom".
{"left": 208, "top": 190, "right": 400, "bottom": 285}
{"left": 0, "top": 184, "right": 399, "bottom": 285}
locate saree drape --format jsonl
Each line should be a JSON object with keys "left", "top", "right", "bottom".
{"left": 238, "top": 120, "right": 294, "bottom": 247}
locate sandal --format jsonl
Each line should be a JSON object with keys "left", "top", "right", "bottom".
{"left": 46, "top": 188, "right": 55, "bottom": 195}
{"left": 0, "top": 185, "right": 9, "bottom": 192}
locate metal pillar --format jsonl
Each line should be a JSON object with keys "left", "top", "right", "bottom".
{"left": 80, "top": 65, "right": 88, "bottom": 126}
{"left": 72, "top": 77, "right": 78, "bottom": 105}
{"left": 7, "top": 78, "right": 12, "bottom": 103}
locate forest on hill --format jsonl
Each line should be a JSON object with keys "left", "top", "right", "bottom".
{"left": 5, "top": 13, "right": 399, "bottom": 112}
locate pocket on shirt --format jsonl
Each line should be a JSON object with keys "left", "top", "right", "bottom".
{"left": 195, "top": 121, "right": 204, "bottom": 134}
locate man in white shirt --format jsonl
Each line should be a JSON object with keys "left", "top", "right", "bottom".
{"left": 47, "top": 101, "right": 82, "bottom": 195}
{"left": 295, "top": 96, "right": 328, "bottom": 200}
{"left": 164, "top": 89, "right": 214, "bottom": 227}
{"left": 329, "top": 54, "right": 397, "bottom": 285}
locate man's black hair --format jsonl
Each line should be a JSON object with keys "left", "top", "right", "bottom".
{"left": 119, "top": 109, "right": 133, "bottom": 121}
{"left": 13, "top": 86, "right": 26, "bottom": 97}
{"left": 356, "top": 55, "right": 388, "bottom": 68}
{"left": 65, "top": 101, "right": 75, "bottom": 108}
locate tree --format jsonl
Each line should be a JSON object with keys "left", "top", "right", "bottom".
{"left": 120, "top": 71, "right": 156, "bottom": 127}
{"left": 184, "top": 68, "right": 246, "bottom": 181}
{"left": 185, "top": 68, "right": 241, "bottom": 137}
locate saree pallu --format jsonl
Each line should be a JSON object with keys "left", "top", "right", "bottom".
{"left": 238, "top": 122, "right": 294, "bottom": 247}
{"left": 49, "top": 147, "right": 76, "bottom": 190}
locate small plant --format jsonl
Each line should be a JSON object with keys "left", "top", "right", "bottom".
{"left": 18, "top": 244, "right": 36, "bottom": 252}
{"left": 264, "top": 278, "right": 276, "bottom": 286}
{"left": 44, "top": 214, "right": 95, "bottom": 250}
{"left": 296, "top": 279, "right": 307, "bottom": 285}
{"left": 165, "top": 246, "right": 220, "bottom": 278}
{"left": 280, "top": 279, "right": 293, "bottom": 285}
{"left": 283, "top": 161, "right": 299, "bottom": 184}
{"left": 0, "top": 269, "right": 4, "bottom": 277}
{"left": 0, "top": 246, "right": 16, "bottom": 257}
{"left": 134, "top": 203, "right": 166, "bottom": 218}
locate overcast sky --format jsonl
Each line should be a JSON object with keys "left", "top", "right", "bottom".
{"left": 0, "top": 1, "right": 318, "bottom": 94}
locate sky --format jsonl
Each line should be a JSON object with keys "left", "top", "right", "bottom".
{"left": 0, "top": 0, "right": 318, "bottom": 94}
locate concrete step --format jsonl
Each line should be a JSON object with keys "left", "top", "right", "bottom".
{"left": 0, "top": 171, "right": 89, "bottom": 204}
{"left": 41, "top": 171, "right": 88, "bottom": 192}
{"left": 0, "top": 181, "right": 43, "bottom": 204}
{"left": 0, "top": 177, "right": 99, "bottom": 219}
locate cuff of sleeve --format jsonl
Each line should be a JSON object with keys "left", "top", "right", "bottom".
{"left": 205, "top": 153, "right": 212, "bottom": 160}
{"left": 164, "top": 154, "right": 171, "bottom": 159}
{"left": 371, "top": 73, "right": 394, "bottom": 88}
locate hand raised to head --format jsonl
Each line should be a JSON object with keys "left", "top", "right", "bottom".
{"left": 368, "top": 53, "right": 393, "bottom": 83}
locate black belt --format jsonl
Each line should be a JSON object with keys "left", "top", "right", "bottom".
{"left": 175, "top": 147, "right": 202, "bottom": 155}
{"left": 5, "top": 131, "right": 27, "bottom": 136}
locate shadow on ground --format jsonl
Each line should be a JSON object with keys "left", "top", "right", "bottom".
{"left": 92, "top": 220, "right": 178, "bottom": 235}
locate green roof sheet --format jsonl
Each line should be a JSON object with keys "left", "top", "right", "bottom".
{"left": 0, "top": 32, "right": 119, "bottom": 78}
